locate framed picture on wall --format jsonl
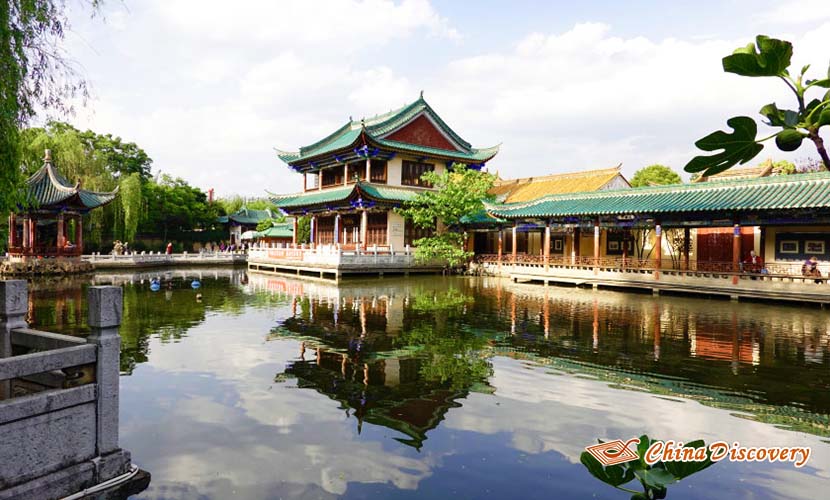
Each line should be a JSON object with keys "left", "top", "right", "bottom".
{"left": 805, "top": 240, "right": 826, "bottom": 254}
{"left": 779, "top": 240, "right": 799, "bottom": 254}
{"left": 554, "top": 239, "right": 563, "bottom": 251}
{"left": 608, "top": 240, "right": 620, "bottom": 251}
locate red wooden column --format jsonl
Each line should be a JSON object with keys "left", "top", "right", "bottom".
{"left": 683, "top": 227, "right": 691, "bottom": 271}
{"left": 511, "top": 223, "right": 517, "bottom": 266}
{"left": 334, "top": 215, "right": 340, "bottom": 245}
{"left": 654, "top": 222, "right": 662, "bottom": 280}
{"left": 22, "top": 216, "right": 29, "bottom": 249}
{"left": 343, "top": 164, "right": 348, "bottom": 186}
{"left": 292, "top": 217, "right": 298, "bottom": 245}
{"left": 732, "top": 223, "right": 741, "bottom": 284}
{"left": 7, "top": 214, "right": 15, "bottom": 248}
{"left": 56, "top": 214, "right": 65, "bottom": 256}
{"left": 29, "top": 217, "right": 37, "bottom": 251}
{"left": 75, "top": 217, "right": 83, "bottom": 254}
{"left": 572, "top": 227, "right": 581, "bottom": 265}
{"left": 593, "top": 218, "right": 600, "bottom": 275}
{"left": 622, "top": 229, "right": 628, "bottom": 269}
{"left": 543, "top": 222, "right": 551, "bottom": 271}
{"left": 303, "top": 173, "right": 308, "bottom": 192}
{"left": 497, "top": 229, "right": 503, "bottom": 273}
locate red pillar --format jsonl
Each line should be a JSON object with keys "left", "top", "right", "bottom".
{"left": 544, "top": 222, "right": 551, "bottom": 271}
{"left": 593, "top": 218, "right": 600, "bottom": 275}
{"left": 292, "top": 217, "right": 298, "bottom": 245}
{"left": 303, "top": 173, "right": 308, "bottom": 192}
{"left": 732, "top": 223, "right": 741, "bottom": 284}
{"left": 683, "top": 227, "right": 690, "bottom": 271}
{"left": 57, "top": 214, "right": 65, "bottom": 255}
{"left": 511, "top": 223, "right": 517, "bottom": 266}
{"left": 654, "top": 222, "right": 662, "bottom": 280}
{"left": 8, "top": 214, "right": 15, "bottom": 248}
{"left": 75, "top": 217, "right": 83, "bottom": 254}
{"left": 622, "top": 229, "right": 628, "bottom": 269}
{"left": 22, "top": 216, "right": 29, "bottom": 249}
{"left": 573, "top": 227, "right": 581, "bottom": 265}
{"left": 497, "top": 229, "right": 503, "bottom": 273}
{"left": 29, "top": 217, "right": 36, "bottom": 251}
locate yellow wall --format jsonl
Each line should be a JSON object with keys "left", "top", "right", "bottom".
{"left": 387, "top": 211, "right": 406, "bottom": 249}
{"left": 764, "top": 225, "right": 830, "bottom": 264}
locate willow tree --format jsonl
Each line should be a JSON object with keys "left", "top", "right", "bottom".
{"left": 119, "top": 173, "right": 142, "bottom": 241}
{"left": 397, "top": 164, "right": 496, "bottom": 267}
{"left": 686, "top": 35, "right": 830, "bottom": 177}
{"left": 0, "top": 1, "right": 101, "bottom": 216}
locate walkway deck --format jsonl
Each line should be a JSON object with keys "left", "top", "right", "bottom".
{"left": 247, "top": 246, "right": 443, "bottom": 281}
{"left": 472, "top": 256, "right": 830, "bottom": 305}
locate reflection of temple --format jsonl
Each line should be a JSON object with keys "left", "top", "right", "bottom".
{"left": 285, "top": 345, "right": 467, "bottom": 449}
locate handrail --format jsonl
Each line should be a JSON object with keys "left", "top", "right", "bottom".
{"left": 0, "top": 344, "right": 96, "bottom": 381}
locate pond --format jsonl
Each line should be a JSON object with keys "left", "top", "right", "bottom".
{"left": 27, "top": 269, "right": 830, "bottom": 499}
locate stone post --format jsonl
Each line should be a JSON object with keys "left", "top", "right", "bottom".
{"left": 0, "top": 280, "right": 28, "bottom": 400}
{"left": 87, "top": 286, "right": 123, "bottom": 456}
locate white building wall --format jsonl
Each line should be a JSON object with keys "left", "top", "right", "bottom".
{"left": 387, "top": 211, "right": 406, "bottom": 250}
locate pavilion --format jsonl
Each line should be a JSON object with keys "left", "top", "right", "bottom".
{"left": 6, "top": 150, "right": 117, "bottom": 266}
{"left": 271, "top": 92, "right": 500, "bottom": 250}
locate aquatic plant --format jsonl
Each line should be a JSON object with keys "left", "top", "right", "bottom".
{"left": 580, "top": 434, "right": 715, "bottom": 499}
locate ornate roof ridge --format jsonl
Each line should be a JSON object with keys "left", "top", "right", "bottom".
{"left": 492, "top": 165, "right": 622, "bottom": 187}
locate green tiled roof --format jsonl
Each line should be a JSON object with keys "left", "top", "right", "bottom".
{"left": 25, "top": 160, "right": 117, "bottom": 210}
{"left": 260, "top": 223, "right": 294, "bottom": 238}
{"left": 486, "top": 171, "right": 830, "bottom": 219}
{"left": 270, "top": 182, "right": 422, "bottom": 209}
{"left": 276, "top": 94, "right": 499, "bottom": 167}
{"left": 460, "top": 209, "right": 507, "bottom": 225}
{"left": 218, "top": 207, "right": 275, "bottom": 225}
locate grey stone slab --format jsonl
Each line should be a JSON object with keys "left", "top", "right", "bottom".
{"left": 0, "top": 281, "right": 27, "bottom": 316}
{"left": 0, "top": 385, "right": 96, "bottom": 425}
{"left": 0, "top": 403, "right": 97, "bottom": 488}
{"left": 0, "top": 460, "right": 95, "bottom": 500}
{"left": 11, "top": 328, "right": 86, "bottom": 350}
{"left": 0, "top": 344, "right": 96, "bottom": 381}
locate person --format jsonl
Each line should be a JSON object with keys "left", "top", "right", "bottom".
{"left": 166, "top": 242, "right": 173, "bottom": 255}
{"left": 802, "top": 256, "right": 822, "bottom": 283}
{"left": 743, "top": 250, "right": 763, "bottom": 273}
{"left": 123, "top": 242, "right": 129, "bottom": 255}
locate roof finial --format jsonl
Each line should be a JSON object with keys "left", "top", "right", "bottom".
{"left": 349, "top": 115, "right": 353, "bottom": 122}
{"left": 44, "top": 149, "right": 52, "bottom": 163}
{"left": 419, "top": 89, "right": 424, "bottom": 99}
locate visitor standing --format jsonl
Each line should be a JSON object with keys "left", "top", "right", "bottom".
{"left": 166, "top": 242, "right": 173, "bottom": 255}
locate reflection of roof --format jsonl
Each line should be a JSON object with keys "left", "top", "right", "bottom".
{"left": 25, "top": 156, "right": 118, "bottom": 210}
{"left": 276, "top": 94, "right": 499, "bottom": 170}
{"left": 487, "top": 171, "right": 830, "bottom": 219}
{"left": 489, "top": 166, "right": 628, "bottom": 203}
{"left": 270, "top": 181, "right": 422, "bottom": 210}
{"left": 217, "top": 207, "right": 274, "bottom": 225}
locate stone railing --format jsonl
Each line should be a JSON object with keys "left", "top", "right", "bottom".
{"left": 0, "top": 281, "right": 148, "bottom": 499}
{"left": 82, "top": 251, "right": 247, "bottom": 268}
{"left": 248, "top": 244, "right": 417, "bottom": 267}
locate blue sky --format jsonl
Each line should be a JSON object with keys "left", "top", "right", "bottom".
{"left": 62, "top": 0, "right": 830, "bottom": 196}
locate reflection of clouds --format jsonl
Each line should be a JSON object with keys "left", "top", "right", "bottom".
{"left": 122, "top": 308, "right": 439, "bottom": 497}
{"left": 443, "top": 357, "right": 830, "bottom": 499}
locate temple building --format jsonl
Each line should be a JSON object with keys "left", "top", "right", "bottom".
{"left": 271, "top": 93, "right": 500, "bottom": 250}
{"left": 4, "top": 150, "right": 117, "bottom": 272}
{"left": 217, "top": 206, "right": 278, "bottom": 246}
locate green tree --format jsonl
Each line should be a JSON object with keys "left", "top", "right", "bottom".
{"left": 296, "top": 216, "right": 311, "bottom": 244}
{"left": 141, "top": 175, "right": 218, "bottom": 241}
{"left": 685, "top": 35, "right": 830, "bottom": 176}
{"left": 630, "top": 164, "right": 683, "bottom": 187}
{"left": 1, "top": 1, "right": 100, "bottom": 216}
{"left": 397, "top": 164, "right": 495, "bottom": 267}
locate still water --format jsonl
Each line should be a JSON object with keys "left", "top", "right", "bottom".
{"left": 28, "top": 269, "right": 830, "bottom": 499}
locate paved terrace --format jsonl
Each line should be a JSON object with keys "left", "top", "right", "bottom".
{"left": 247, "top": 245, "right": 443, "bottom": 281}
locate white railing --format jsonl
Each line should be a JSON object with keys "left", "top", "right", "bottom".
{"left": 248, "top": 244, "right": 424, "bottom": 268}
{"left": 83, "top": 251, "right": 247, "bottom": 264}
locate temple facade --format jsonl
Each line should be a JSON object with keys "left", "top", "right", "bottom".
{"left": 271, "top": 93, "right": 499, "bottom": 251}
{"left": 4, "top": 151, "right": 117, "bottom": 274}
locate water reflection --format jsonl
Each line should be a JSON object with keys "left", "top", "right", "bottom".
{"left": 22, "top": 271, "right": 830, "bottom": 499}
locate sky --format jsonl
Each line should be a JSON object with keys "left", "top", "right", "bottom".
{"left": 58, "top": 0, "right": 830, "bottom": 197}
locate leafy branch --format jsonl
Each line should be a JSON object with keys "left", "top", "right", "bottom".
{"left": 685, "top": 35, "right": 830, "bottom": 176}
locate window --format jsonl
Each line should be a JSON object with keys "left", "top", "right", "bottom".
{"left": 401, "top": 160, "right": 434, "bottom": 187}
{"left": 370, "top": 160, "right": 387, "bottom": 184}
{"left": 405, "top": 219, "right": 434, "bottom": 246}
{"left": 366, "top": 213, "right": 388, "bottom": 246}
{"left": 321, "top": 168, "right": 342, "bottom": 187}
{"left": 346, "top": 162, "right": 364, "bottom": 183}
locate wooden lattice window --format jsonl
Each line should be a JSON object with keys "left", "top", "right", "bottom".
{"left": 366, "top": 213, "right": 388, "bottom": 246}
{"left": 401, "top": 160, "right": 434, "bottom": 187}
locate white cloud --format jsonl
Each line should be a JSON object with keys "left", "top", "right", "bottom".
{"left": 756, "top": 0, "right": 830, "bottom": 24}
{"left": 65, "top": 2, "right": 830, "bottom": 197}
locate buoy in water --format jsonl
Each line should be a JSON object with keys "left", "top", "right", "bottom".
{"left": 150, "top": 282, "right": 161, "bottom": 292}
{"left": 191, "top": 280, "right": 201, "bottom": 289}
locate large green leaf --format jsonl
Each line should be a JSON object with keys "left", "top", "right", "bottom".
{"left": 722, "top": 35, "right": 793, "bottom": 77}
{"left": 634, "top": 468, "right": 677, "bottom": 489}
{"left": 684, "top": 116, "right": 764, "bottom": 175}
{"left": 580, "top": 452, "right": 634, "bottom": 487}
{"left": 662, "top": 440, "right": 716, "bottom": 480}
{"left": 759, "top": 103, "right": 799, "bottom": 127}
